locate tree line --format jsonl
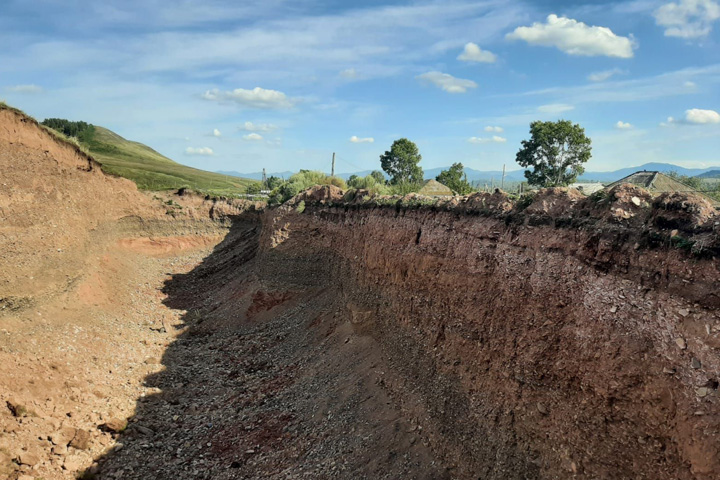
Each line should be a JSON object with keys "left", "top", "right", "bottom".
{"left": 266, "top": 119, "right": 594, "bottom": 203}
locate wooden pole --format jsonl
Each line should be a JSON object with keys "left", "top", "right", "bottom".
{"left": 331, "top": 152, "right": 336, "bottom": 177}
{"left": 501, "top": 164, "right": 505, "bottom": 190}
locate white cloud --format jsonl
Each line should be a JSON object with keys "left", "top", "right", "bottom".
{"left": 468, "top": 135, "right": 507, "bottom": 144}
{"left": 349, "top": 135, "right": 374, "bottom": 143}
{"left": 238, "top": 121, "right": 277, "bottom": 132}
{"left": 684, "top": 80, "right": 697, "bottom": 88}
{"left": 685, "top": 108, "right": 720, "bottom": 123}
{"left": 185, "top": 147, "right": 213, "bottom": 155}
{"left": 660, "top": 116, "right": 676, "bottom": 127}
{"left": 416, "top": 71, "right": 477, "bottom": 93}
{"left": 506, "top": 14, "right": 635, "bottom": 58}
{"left": 484, "top": 126, "right": 504, "bottom": 133}
{"left": 212, "top": 128, "right": 221, "bottom": 137}
{"left": 243, "top": 133, "right": 264, "bottom": 141}
{"left": 615, "top": 121, "right": 634, "bottom": 129}
{"left": 340, "top": 68, "right": 358, "bottom": 79}
{"left": 537, "top": 103, "right": 575, "bottom": 113}
{"left": 654, "top": 0, "right": 720, "bottom": 38}
{"left": 4, "top": 84, "right": 43, "bottom": 94}
{"left": 588, "top": 68, "right": 624, "bottom": 82}
{"left": 457, "top": 43, "right": 497, "bottom": 63}
{"left": 201, "top": 87, "right": 295, "bottom": 109}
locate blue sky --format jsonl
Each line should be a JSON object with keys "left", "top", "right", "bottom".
{"left": 1, "top": 0, "right": 719, "bottom": 174}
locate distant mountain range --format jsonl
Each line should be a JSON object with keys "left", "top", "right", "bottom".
{"left": 695, "top": 170, "right": 720, "bottom": 179}
{"left": 219, "top": 162, "right": 720, "bottom": 185}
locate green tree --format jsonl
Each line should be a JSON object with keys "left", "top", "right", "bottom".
{"left": 667, "top": 171, "right": 705, "bottom": 190}
{"left": 266, "top": 176, "right": 283, "bottom": 190}
{"left": 347, "top": 174, "right": 360, "bottom": 187}
{"left": 436, "top": 163, "right": 473, "bottom": 194}
{"left": 41, "top": 118, "right": 95, "bottom": 143}
{"left": 516, "top": 120, "right": 592, "bottom": 187}
{"left": 370, "top": 170, "right": 385, "bottom": 184}
{"left": 380, "top": 138, "right": 424, "bottom": 186}
{"left": 246, "top": 183, "right": 261, "bottom": 195}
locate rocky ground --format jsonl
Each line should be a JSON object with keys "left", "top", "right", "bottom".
{"left": 91, "top": 218, "right": 447, "bottom": 480}
{"left": 0, "top": 238, "right": 213, "bottom": 479}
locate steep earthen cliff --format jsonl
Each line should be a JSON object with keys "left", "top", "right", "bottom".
{"left": 247, "top": 186, "right": 719, "bottom": 479}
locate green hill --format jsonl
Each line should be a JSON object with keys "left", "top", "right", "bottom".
{"left": 695, "top": 170, "right": 720, "bottom": 179}
{"left": 40, "top": 118, "right": 257, "bottom": 195}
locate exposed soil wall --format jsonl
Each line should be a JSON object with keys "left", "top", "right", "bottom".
{"left": 253, "top": 187, "right": 720, "bottom": 479}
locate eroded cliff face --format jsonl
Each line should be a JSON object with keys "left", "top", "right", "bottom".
{"left": 258, "top": 187, "right": 720, "bottom": 479}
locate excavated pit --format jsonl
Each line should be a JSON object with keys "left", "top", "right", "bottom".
{"left": 2, "top": 108, "right": 719, "bottom": 479}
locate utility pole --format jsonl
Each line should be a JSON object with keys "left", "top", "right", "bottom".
{"left": 331, "top": 152, "right": 336, "bottom": 177}
{"left": 501, "top": 164, "right": 506, "bottom": 191}
{"left": 262, "top": 168, "right": 267, "bottom": 189}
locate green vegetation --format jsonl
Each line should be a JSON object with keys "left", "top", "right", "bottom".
{"left": 435, "top": 163, "right": 473, "bottom": 194}
{"left": 266, "top": 176, "right": 284, "bottom": 190}
{"left": 380, "top": 138, "right": 423, "bottom": 190}
{"left": 667, "top": 171, "right": 720, "bottom": 201}
{"left": 347, "top": 173, "right": 390, "bottom": 195}
{"left": 38, "top": 116, "right": 258, "bottom": 195}
{"left": 269, "top": 170, "right": 347, "bottom": 204}
{"left": 516, "top": 120, "right": 592, "bottom": 187}
{"left": 41, "top": 118, "right": 95, "bottom": 142}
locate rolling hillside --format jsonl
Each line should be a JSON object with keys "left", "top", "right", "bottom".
{"left": 41, "top": 116, "right": 257, "bottom": 195}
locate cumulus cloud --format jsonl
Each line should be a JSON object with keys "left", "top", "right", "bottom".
{"left": 238, "top": 121, "right": 278, "bottom": 132}
{"left": 201, "top": 87, "right": 295, "bottom": 109}
{"left": 615, "top": 121, "right": 633, "bottom": 129}
{"left": 484, "top": 126, "right": 504, "bottom": 133}
{"left": 185, "top": 147, "right": 213, "bottom": 156}
{"left": 654, "top": 0, "right": 720, "bottom": 38}
{"left": 340, "top": 68, "right": 359, "bottom": 79}
{"left": 685, "top": 108, "right": 720, "bottom": 123}
{"left": 587, "top": 68, "right": 624, "bottom": 82}
{"left": 468, "top": 135, "right": 507, "bottom": 144}
{"left": 349, "top": 135, "right": 374, "bottom": 143}
{"left": 537, "top": 103, "right": 575, "bottom": 113}
{"left": 243, "top": 133, "right": 264, "bottom": 141}
{"left": 457, "top": 43, "right": 497, "bottom": 63}
{"left": 506, "top": 14, "right": 635, "bottom": 58}
{"left": 4, "top": 84, "right": 43, "bottom": 94}
{"left": 416, "top": 71, "right": 477, "bottom": 93}
{"left": 212, "top": 128, "right": 221, "bottom": 137}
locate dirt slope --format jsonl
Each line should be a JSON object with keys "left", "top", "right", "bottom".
{"left": 0, "top": 107, "right": 258, "bottom": 479}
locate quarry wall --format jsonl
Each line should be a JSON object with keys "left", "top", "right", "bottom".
{"left": 256, "top": 186, "right": 720, "bottom": 479}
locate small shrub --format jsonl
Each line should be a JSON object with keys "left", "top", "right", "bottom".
{"left": 296, "top": 200, "right": 306, "bottom": 213}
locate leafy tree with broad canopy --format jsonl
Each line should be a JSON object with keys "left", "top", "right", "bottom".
{"left": 380, "top": 138, "right": 424, "bottom": 186}
{"left": 370, "top": 170, "right": 385, "bottom": 184}
{"left": 436, "top": 162, "right": 473, "bottom": 194}
{"left": 516, "top": 120, "right": 592, "bottom": 187}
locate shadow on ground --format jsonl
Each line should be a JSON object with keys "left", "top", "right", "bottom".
{"left": 84, "top": 212, "right": 447, "bottom": 480}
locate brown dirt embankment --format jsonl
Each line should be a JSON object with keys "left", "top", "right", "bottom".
{"left": 251, "top": 185, "right": 720, "bottom": 479}
{"left": 92, "top": 184, "right": 719, "bottom": 480}
{"left": 0, "top": 106, "right": 261, "bottom": 479}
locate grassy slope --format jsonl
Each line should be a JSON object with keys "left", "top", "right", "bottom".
{"left": 85, "top": 126, "right": 257, "bottom": 195}
{"left": 1, "top": 102, "right": 257, "bottom": 195}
